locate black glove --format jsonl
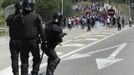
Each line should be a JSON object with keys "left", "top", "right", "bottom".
{"left": 60, "top": 32, "right": 67, "bottom": 37}
{"left": 41, "top": 41, "right": 47, "bottom": 52}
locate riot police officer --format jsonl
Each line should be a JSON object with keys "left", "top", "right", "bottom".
{"left": 6, "top": 2, "right": 22, "bottom": 75}
{"left": 87, "top": 16, "right": 91, "bottom": 31}
{"left": 17, "top": 0, "right": 45, "bottom": 75}
{"left": 129, "top": 18, "right": 132, "bottom": 27}
{"left": 117, "top": 16, "right": 121, "bottom": 31}
{"left": 43, "top": 12, "right": 65, "bottom": 75}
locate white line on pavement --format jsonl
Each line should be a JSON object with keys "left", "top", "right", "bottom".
{"left": 60, "top": 44, "right": 85, "bottom": 47}
{"left": 73, "top": 38, "right": 98, "bottom": 41}
{"left": 81, "top": 34, "right": 107, "bottom": 37}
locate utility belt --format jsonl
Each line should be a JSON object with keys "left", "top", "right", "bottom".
{"left": 10, "top": 37, "right": 20, "bottom": 40}
{"left": 19, "top": 37, "right": 38, "bottom": 40}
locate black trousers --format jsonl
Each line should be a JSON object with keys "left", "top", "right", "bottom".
{"left": 87, "top": 24, "right": 91, "bottom": 31}
{"left": 9, "top": 39, "right": 21, "bottom": 75}
{"left": 20, "top": 39, "right": 40, "bottom": 75}
{"left": 44, "top": 43, "right": 60, "bottom": 75}
{"left": 45, "top": 43, "right": 58, "bottom": 60}
{"left": 118, "top": 24, "right": 121, "bottom": 31}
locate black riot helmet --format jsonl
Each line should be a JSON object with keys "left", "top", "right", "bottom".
{"left": 53, "top": 12, "right": 63, "bottom": 24}
{"left": 22, "top": 0, "right": 35, "bottom": 12}
{"left": 15, "top": 1, "right": 22, "bottom": 14}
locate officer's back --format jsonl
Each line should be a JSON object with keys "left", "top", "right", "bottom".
{"left": 18, "top": 0, "right": 44, "bottom": 75}
{"left": 19, "top": 13, "right": 40, "bottom": 40}
{"left": 7, "top": 14, "right": 21, "bottom": 39}
{"left": 45, "top": 22, "right": 62, "bottom": 44}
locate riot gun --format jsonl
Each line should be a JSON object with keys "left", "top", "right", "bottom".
{"left": 59, "top": 32, "right": 67, "bottom": 46}
{"left": 61, "top": 32, "right": 67, "bottom": 37}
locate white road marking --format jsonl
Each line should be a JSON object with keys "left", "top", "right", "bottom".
{"left": 59, "top": 27, "right": 129, "bottom": 59}
{"left": 74, "top": 38, "right": 98, "bottom": 41}
{"left": 60, "top": 32, "right": 89, "bottom": 45}
{"left": 96, "top": 43, "right": 127, "bottom": 69}
{"left": 81, "top": 34, "right": 107, "bottom": 37}
{"left": 63, "top": 43, "right": 126, "bottom": 61}
{"left": 63, "top": 53, "right": 91, "bottom": 61}
{"left": 60, "top": 44, "right": 85, "bottom": 47}
{"left": 39, "top": 27, "right": 130, "bottom": 70}
{"left": 96, "top": 59, "right": 122, "bottom": 69}
{"left": 101, "top": 29, "right": 116, "bottom": 32}
{"left": 73, "top": 32, "right": 89, "bottom": 39}
{"left": 90, "top": 32, "right": 113, "bottom": 35}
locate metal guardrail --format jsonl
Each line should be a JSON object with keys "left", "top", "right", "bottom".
{"left": 0, "top": 28, "right": 6, "bottom": 32}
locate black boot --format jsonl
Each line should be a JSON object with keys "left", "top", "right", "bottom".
{"left": 46, "top": 58, "right": 60, "bottom": 75}
{"left": 31, "top": 64, "right": 39, "bottom": 75}
{"left": 32, "top": 73, "right": 38, "bottom": 75}
{"left": 21, "top": 64, "right": 28, "bottom": 75}
{"left": 12, "top": 58, "right": 19, "bottom": 75}
{"left": 13, "top": 72, "right": 19, "bottom": 75}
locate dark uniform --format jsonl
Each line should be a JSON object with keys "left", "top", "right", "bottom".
{"left": 129, "top": 18, "right": 132, "bottom": 27}
{"left": 117, "top": 17, "right": 121, "bottom": 31}
{"left": 16, "top": 0, "right": 45, "bottom": 75}
{"left": 87, "top": 17, "right": 91, "bottom": 31}
{"left": 121, "top": 17, "right": 125, "bottom": 27}
{"left": 43, "top": 12, "right": 65, "bottom": 75}
{"left": 6, "top": 2, "right": 22, "bottom": 75}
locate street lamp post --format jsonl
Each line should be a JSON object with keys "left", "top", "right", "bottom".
{"left": 61, "top": 0, "right": 64, "bottom": 15}
{"left": 116, "top": 0, "right": 119, "bottom": 16}
{"left": 128, "top": 0, "right": 131, "bottom": 19}
{"left": 126, "top": 0, "right": 131, "bottom": 18}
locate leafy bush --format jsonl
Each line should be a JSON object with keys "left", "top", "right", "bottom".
{"left": 0, "top": 14, "right": 5, "bottom": 27}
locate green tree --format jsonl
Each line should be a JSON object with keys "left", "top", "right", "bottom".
{"left": 1, "top": 0, "right": 73, "bottom": 22}
{"left": 36, "top": 0, "right": 61, "bottom": 22}
{"left": 63, "top": 0, "right": 73, "bottom": 17}
{"left": 36, "top": 0, "right": 73, "bottom": 22}
{"left": 1, "top": 0, "right": 18, "bottom": 8}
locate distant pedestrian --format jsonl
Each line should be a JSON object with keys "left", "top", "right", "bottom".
{"left": 67, "top": 17, "right": 72, "bottom": 30}
{"left": 106, "top": 16, "right": 111, "bottom": 28}
{"left": 129, "top": 18, "right": 132, "bottom": 27}
{"left": 112, "top": 16, "right": 116, "bottom": 27}
{"left": 87, "top": 17, "right": 91, "bottom": 31}
{"left": 117, "top": 17, "right": 121, "bottom": 31}
{"left": 121, "top": 16, "right": 125, "bottom": 27}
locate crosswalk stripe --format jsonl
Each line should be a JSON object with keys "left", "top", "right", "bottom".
{"left": 90, "top": 32, "right": 113, "bottom": 35}
{"left": 60, "top": 44, "right": 85, "bottom": 47}
{"left": 81, "top": 34, "right": 107, "bottom": 37}
{"left": 74, "top": 38, "right": 98, "bottom": 41}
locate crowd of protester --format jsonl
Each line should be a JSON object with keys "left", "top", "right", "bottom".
{"left": 63, "top": 2, "right": 127, "bottom": 31}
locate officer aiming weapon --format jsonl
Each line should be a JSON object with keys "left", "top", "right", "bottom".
{"left": 40, "top": 32, "right": 67, "bottom": 64}
{"left": 59, "top": 32, "right": 67, "bottom": 46}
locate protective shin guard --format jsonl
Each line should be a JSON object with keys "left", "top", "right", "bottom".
{"left": 46, "top": 58, "right": 60, "bottom": 75}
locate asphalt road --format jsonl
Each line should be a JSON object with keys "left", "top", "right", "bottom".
{"left": 39, "top": 26, "right": 134, "bottom": 75}
{"left": 0, "top": 26, "right": 134, "bottom": 75}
